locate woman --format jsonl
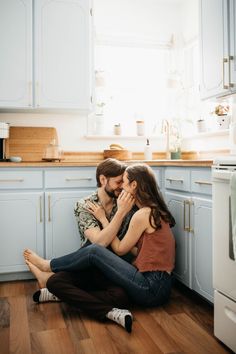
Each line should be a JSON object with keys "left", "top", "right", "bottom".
{"left": 25, "top": 163, "right": 175, "bottom": 308}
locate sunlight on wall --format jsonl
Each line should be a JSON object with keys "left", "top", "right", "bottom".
{"left": 93, "top": 45, "right": 170, "bottom": 136}
{"left": 92, "top": 37, "right": 200, "bottom": 138}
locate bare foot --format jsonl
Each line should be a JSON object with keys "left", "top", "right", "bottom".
{"left": 25, "top": 260, "right": 54, "bottom": 288}
{"left": 23, "top": 249, "right": 51, "bottom": 272}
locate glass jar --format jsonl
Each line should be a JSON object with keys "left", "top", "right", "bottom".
{"left": 136, "top": 120, "right": 145, "bottom": 136}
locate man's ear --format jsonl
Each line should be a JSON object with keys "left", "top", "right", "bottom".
{"left": 99, "top": 174, "right": 107, "bottom": 186}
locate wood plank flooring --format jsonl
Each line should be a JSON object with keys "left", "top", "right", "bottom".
{"left": 0, "top": 280, "right": 234, "bottom": 354}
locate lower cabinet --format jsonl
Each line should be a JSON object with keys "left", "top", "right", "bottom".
{"left": 0, "top": 167, "right": 96, "bottom": 281}
{"left": 0, "top": 192, "right": 44, "bottom": 278}
{"left": 164, "top": 167, "right": 213, "bottom": 303}
{"left": 45, "top": 190, "right": 90, "bottom": 259}
{"left": 165, "top": 192, "right": 190, "bottom": 287}
{"left": 192, "top": 197, "right": 213, "bottom": 302}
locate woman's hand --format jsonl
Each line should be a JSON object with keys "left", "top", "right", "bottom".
{"left": 117, "top": 190, "right": 135, "bottom": 215}
{"left": 86, "top": 201, "right": 108, "bottom": 226}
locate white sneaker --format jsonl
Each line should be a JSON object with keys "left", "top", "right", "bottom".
{"left": 106, "top": 308, "right": 133, "bottom": 333}
{"left": 33, "top": 288, "right": 61, "bottom": 303}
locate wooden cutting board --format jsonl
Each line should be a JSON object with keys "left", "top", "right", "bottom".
{"left": 5, "top": 126, "right": 58, "bottom": 161}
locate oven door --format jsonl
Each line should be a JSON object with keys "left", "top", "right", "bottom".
{"left": 212, "top": 169, "right": 236, "bottom": 302}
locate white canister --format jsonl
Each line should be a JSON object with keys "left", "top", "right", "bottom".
{"left": 196, "top": 119, "right": 206, "bottom": 133}
{"left": 136, "top": 120, "right": 145, "bottom": 136}
{"left": 114, "top": 124, "right": 121, "bottom": 135}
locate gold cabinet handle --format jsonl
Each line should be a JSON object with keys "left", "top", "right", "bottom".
{"left": 183, "top": 200, "right": 190, "bottom": 231}
{"left": 48, "top": 195, "right": 51, "bottom": 222}
{"left": 65, "top": 177, "right": 92, "bottom": 181}
{"left": 36, "top": 82, "right": 40, "bottom": 107}
{"left": 166, "top": 178, "right": 184, "bottom": 183}
{"left": 0, "top": 179, "right": 24, "bottom": 182}
{"left": 39, "top": 196, "right": 43, "bottom": 223}
{"left": 223, "top": 57, "right": 229, "bottom": 89}
{"left": 229, "top": 55, "right": 234, "bottom": 88}
{"left": 189, "top": 200, "right": 194, "bottom": 233}
{"left": 194, "top": 180, "right": 212, "bottom": 186}
{"left": 28, "top": 81, "right": 32, "bottom": 106}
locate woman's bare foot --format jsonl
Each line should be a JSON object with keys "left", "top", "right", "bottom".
{"left": 25, "top": 260, "right": 54, "bottom": 288}
{"left": 23, "top": 249, "right": 51, "bottom": 272}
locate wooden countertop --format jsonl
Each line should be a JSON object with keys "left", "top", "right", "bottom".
{"left": 0, "top": 159, "right": 213, "bottom": 168}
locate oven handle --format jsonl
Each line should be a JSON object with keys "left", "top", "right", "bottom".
{"left": 212, "top": 170, "right": 234, "bottom": 181}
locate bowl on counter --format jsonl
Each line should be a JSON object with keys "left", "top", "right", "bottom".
{"left": 9, "top": 156, "right": 22, "bottom": 163}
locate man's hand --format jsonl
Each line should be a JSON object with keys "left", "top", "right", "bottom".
{"left": 117, "top": 190, "right": 135, "bottom": 215}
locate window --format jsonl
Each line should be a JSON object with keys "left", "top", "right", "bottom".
{"left": 94, "top": 44, "right": 170, "bottom": 136}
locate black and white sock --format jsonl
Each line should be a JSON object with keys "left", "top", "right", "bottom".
{"left": 33, "top": 288, "right": 60, "bottom": 303}
{"left": 106, "top": 308, "right": 133, "bottom": 333}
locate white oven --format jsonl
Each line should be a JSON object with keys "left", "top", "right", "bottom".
{"left": 212, "top": 158, "right": 236, "bottom": 352}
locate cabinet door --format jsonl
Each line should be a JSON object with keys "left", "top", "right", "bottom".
{"left": 199, "top": 0, "right": 229, "bottom": 99}
{"left": 34, "top": 0, "right": 93, "bottom": 109}
{"left": 192, "top": 197, "right": 213, "bottom": 302}
{"left": 45, "top": 190, "right": 90, "bottom": 259}
{"left": 229, "top": 0, "right": 236, "bottom": 91}
{"left": 165, "top": 192, "right": 191, "bottom": 287}
{"left": 0, "top": 192, "right": 44, "bottom": 274}
{"left": 0, "top": 0, "right": 32, "bottom": 108}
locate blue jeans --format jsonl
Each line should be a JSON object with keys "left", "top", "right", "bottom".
{"left": 50, "top": 244, "right": 172, "bottom": 307}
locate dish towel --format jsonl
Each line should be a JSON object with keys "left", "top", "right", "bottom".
{"left": 230, "top": 172, "right": 236, "bottom": 261}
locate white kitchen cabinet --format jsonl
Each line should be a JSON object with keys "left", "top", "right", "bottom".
{"left": 45, "top": 191, "right": 89, "bottom": 259}
{"left": 44, "top": 168, "right": 96, "bottom": 258}
{"left": 0, "top": 0, "right": 93, "bottom": 109}
{"left": 0, "top": 166, "right": 96, "bottom": 281}
{"left": 0, "top": 0, "right": 32, "bottom": 108}
{"left": 199, "top": 0, "right": 236, "bottom": 99}
{"left": 0, "top": 191, "right": 44, "bottom": 279}
{"left": 164, "top": 167, "right": 213, "bottom": 302}
{"left": 165, "top": 191, "right": 190, "bottom": 287}
{"left": 34, "top": 0, "right": 93, "bottom": 109}
{"left": 192, "top": 197, "right": 213, "bottom": 302}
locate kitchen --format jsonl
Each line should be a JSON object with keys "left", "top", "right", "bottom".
{"left": 0, "top": 0, "right": 235, "bottom": 353}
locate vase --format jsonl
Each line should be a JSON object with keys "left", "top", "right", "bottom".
{"left": 94, "top": 114, "right": 104, "bottom": 135}
{"left": 216, "top": 115, "right": 230, "bottom": 130}
{"left": 196, "top": 120, "right": 207, "bottom": 133}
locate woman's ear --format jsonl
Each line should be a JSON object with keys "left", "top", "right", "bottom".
{"left": 131, "top": 180, "right": 137, "bottom": 192}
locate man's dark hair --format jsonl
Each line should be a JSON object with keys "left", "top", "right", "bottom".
{"left": 96, "top": 158, "right": 126, "bottom": 187}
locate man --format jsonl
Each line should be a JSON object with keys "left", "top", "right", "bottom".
{"left": 30, "top": 158, "right": 137, "bottom": 332}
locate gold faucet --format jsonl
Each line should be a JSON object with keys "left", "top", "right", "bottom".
{"left": 161, "top": 119, "right": 171, "bottom": 159}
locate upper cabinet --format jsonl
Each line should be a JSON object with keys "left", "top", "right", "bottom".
{"left": 0, "top": 0, "right": 93, "bottom": 110}
{"left": 199, "top": 0, "right": 236, "bottom": 99}
{"left": 0, "top": 0, "right": 32, "bottom": 108}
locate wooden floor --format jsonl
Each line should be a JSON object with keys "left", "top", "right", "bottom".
{"left": 0, "top": 279, "right": 233, "bottom": 354}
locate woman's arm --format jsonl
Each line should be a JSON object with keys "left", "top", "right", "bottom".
{"left": 110, "top": 209, "right": 148, "bottom": 255}
{"left": 84, "top": 192, "right": 135, "bottom": 247}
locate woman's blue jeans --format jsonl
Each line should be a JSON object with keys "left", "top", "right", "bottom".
{"left": 50, "top": 244, "right": 172, "bottom": 307}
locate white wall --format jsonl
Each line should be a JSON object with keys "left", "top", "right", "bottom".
{"left": 0, "top": 0, "right": 230, "bottom": 153}
{"left": 0, "top": 0, "right": 183, "bottom": 152}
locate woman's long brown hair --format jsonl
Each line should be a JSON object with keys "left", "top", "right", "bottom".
{"left": 126, "top": 163, "right": 175, "bottom": 229}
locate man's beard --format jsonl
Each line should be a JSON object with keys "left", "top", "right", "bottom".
{"left": 105, "top": 186, "right": 121, "bottom": 198}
